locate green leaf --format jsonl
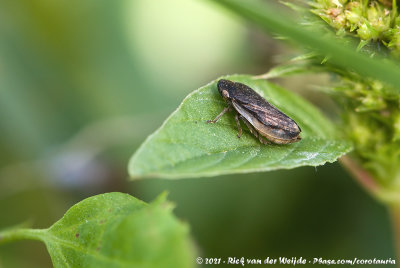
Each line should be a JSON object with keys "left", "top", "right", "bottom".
{"left": 212, "top": 0, "right": 400, "bottom": 92}
{"left": 256, "top": 63, "right": 317, "bottom": 79}
{"left": 129, "top": 75, "right": 352, "bottom": 179}
{"left": 0, "top": 193, "right": 195, "bottom": 268}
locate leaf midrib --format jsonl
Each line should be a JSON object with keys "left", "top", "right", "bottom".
{"left": 134, "top": 138, "right": 348, "bottom": 177}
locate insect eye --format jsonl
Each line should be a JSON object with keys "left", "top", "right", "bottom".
{"left": 222, "top": 90, "right": 230, "bottom": 99}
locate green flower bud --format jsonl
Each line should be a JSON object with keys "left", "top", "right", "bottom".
{"left": 334, "top": 14, "right": 347, "bottom": 28}
{"left": 371, "top": 80, "right": 384, "bottom": 92}
{"left": 345, "top": 1, "right": 362, "bottom": 16}
{"left": 392, "top": 113, "right": 400, "bottom": 141}
{"left": 367, "top": 5, "right": 380, "bottom": 22}
{"left": 356, "top": 94, "right": 386, "bottom": 112}
{"left": 357, "top": 23, "right": 373, "bottom": 39}
{"left": 394, "top": 17, "right": 400, "bottom": 27}
{"left": 345, "top": 10, "right": 361, "bottom": 26}
{"left": 388, "top": 29, "right": 400, "bottom": 52}
{"left": 347, "top": 114, "right": 370, "bottom": 147}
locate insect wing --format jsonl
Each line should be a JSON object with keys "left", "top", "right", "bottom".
{"left": 228, "top": 82, "right": 301, "bottom": 139}
{"left": 243, "top": 102, "right": 300, "bottom": 136}
{"left": 231, "top": 100, "right": 256, "bottom": 126}
{"left": 227, "top": 82, "right": 268, "bottom": 107}
{"left": 217, "top": 79, "right": 301, "bottom": 143}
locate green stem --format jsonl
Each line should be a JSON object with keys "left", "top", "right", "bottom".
{"left": 390, "top": 205, "right": 400, "bottom": 264}
{"left": 340, "top": 156, "right": 400, "bottom": 204}
{"left": 339, "top": 156, "right": 381, "bottom": 197}
{"left": 392, "top": 0, "right": 398, "bottom": 25}
{"left": 213, "top": 0, "right": 400, "bottom": 91}
{"left": 0, "top": 228, "right": 45, "bottom": 246}
{"left": 340, "top": 156, "right": 399, "bottom": 262}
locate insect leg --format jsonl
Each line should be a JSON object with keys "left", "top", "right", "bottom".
{"left": 235, "top": 113, "right": 242, "bottom": 138}
{"left": 239, "top": 115, "right": 258, "bottom": 138}
{"left": 207, "top": 106, "right": 231, "bottom": 123}
{"left": 258, "top": 136, "right": 271, "bottom": 145}
{"left": 239, "top": 115, "right": 271, "bottom": 144}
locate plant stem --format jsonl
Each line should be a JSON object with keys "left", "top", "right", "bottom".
{"left": 340, "top": 156, "right": 400, "bottom": 263}
{"left": 339, "top": 155, "right": 381, "bottom": 196}
{"left": 390, "top": 205, "right": 400, "bottom": 263}
{"left": 0, "top": 228, "right": 44, "bottom": 246}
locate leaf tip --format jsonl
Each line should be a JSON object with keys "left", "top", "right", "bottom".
{"left": 151, "top": 191, "right": 176, "bottom": 211}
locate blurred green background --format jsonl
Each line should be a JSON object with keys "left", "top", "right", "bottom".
{"left": 0, "top": 0, "right": 395, "bottom": 267}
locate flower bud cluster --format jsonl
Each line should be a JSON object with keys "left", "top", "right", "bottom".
{"left": 337, "top": 76, "right": 400, "bottom": 189}
{"left": 311, "top": 0, "right": 400, "bottom": 194}
{"left": 312, "top": 0, "right": 400, "bottom": 53}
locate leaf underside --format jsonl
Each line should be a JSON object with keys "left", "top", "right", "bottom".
{"left": 129, "top": 75, "right": 352, "bottom": 179}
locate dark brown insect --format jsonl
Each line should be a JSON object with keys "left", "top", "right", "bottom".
{"left": 207, "top": 79, "right": 301, "bottom": 144}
